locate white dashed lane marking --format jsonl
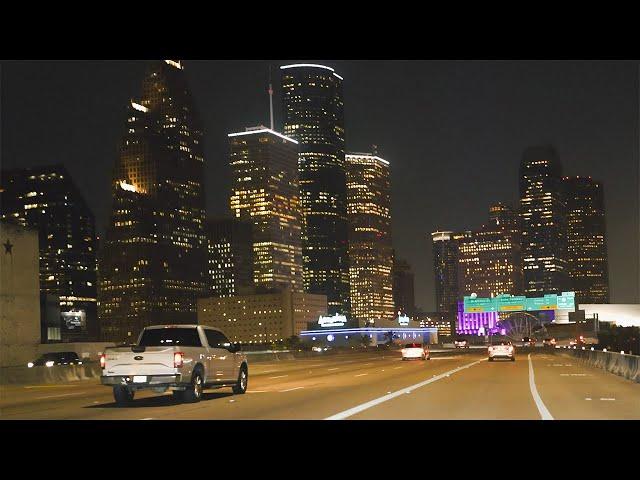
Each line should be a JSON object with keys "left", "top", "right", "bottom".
{"left": 355, "top": 373, "right": 369, "bottom": 377}
{"left": 280, "top": 386, "right": 305, "bottom": 392}
{"left": 269, "top": 375, "right": 288, "bottom": 379}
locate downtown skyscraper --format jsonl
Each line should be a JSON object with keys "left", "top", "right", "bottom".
{"left": 519, "top": 145, "right": 569, "bottom": 296}
{"left": 1, "top": 165, "right": 98, "bottom": 341}
{"left": 98, "top": 60, "right": 207, "bottom": 342}
{"left": 346, "top": 152, "right": 394, "bottom": 325}
{"left": 457, "top": 204, "right": 523, "bottom": 299}
{"left": 431, "top": 231, "right": 462, "bottom": 313}
{"left": 280, "top": 64, "right": 350, "bottom": 316}
{"left": 228, "top": 127, "right": 303, "bottom": 293}
{"left": 563, "top": 176, "right": 610, "bottom": 303}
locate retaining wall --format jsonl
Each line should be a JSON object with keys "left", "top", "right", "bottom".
{"left": 559, "top": 348, "right": 639, "bottom": 383}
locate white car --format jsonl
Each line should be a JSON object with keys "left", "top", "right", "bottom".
{"left": 401, "top": 343, "right": 430, "bottom": 361}
{"left": 488, "top": 341, "right": 515, "bottom": 361}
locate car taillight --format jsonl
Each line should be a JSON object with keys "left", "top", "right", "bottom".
{"left": 100, "top": 354, "right": 106, "bottom": 369}
{"left": 509, "top": 346, "right": 514, "bottom": 352}
{"left": 488, "top": 346, "right": 493, "bottom": 351}
{"left": 174, "top": 352, "right": 184, "bottom": 368}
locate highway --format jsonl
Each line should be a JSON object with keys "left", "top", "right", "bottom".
{"left": 1, "top": 349, "right": 638, "bottom": 420}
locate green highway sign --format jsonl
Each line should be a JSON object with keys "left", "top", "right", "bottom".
{"left": 496, "top": 295, "right": 527, "bottom": 312}
{"left": 557, "top": 291, "right": 576, "bottom": 310}
{"left": 463, "top": 296, "right": 496, "bottom": 313}
{"left": 463, "top": 292, "right": 576, "bottom": 313}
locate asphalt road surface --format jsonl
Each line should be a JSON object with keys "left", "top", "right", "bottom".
{"left": 1, "top": 350, "right": 638, "bottom": 420}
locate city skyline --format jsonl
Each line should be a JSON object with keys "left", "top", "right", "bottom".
{"left": 3, "top": 60, "right": 638, "bottom": 309}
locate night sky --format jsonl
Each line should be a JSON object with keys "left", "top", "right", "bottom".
{"left": 2, "top": 60, "right": 639, "bottom": 309}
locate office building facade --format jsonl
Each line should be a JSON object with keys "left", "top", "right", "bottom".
{"left": 431, "top": 231, "right": 460, "bottom": 313}
{"left": 346, "top": 153, "right": 394, "bottom": 325}
{"left": 197, "top": 289, "right": 328, "bottom": 344}
{"left": 228, "top": 127, "right": 303, "bottom": 293}
{"left": 519, "top": 145, "right": 568, "bottom": 295}
{"left": 205, "top": 217, "right": 254, "bottom": 297}
{"left": 393, "top": 256, "right": 416, "bottom": 318}
{"left": 99, "top": 60, "right": 207, "bottom": 342}
{"left": 280, "top": 63, "right": 350, "bottom": 315}
{"left": 563, "top": 176, "right": 609, "bottom": 303}
{"left": 1, "top": 165, "right": 98, "bottom": 341}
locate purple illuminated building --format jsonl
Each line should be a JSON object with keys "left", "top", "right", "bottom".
{"left": 456, "top": 301, "right": 501, "bottom": 336}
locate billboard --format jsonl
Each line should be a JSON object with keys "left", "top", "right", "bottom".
{"left": 61, "top": 309, "right": 86, "bottom": 332}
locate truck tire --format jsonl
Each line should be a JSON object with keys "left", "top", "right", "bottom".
{"left": 183, "top": 371, "right": 203, "bottom": 403}
{"left": 172, "top": 390, "right": 185, "bottom": 402}
{"left": 113, "top": 386, "right": 134, "bottom": 406}
{"left": 233, "top": 365, "right": 248, "bottom": 394}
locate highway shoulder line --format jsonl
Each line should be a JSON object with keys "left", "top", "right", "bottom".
{"left": 325, "top": 358, "right": 483, "bottom": 420}
{"left": 528, "top": 353, "right": 554, "bottom": 420}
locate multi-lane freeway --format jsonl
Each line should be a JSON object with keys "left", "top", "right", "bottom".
{"left": 1, "top": 349, "right": 638, "bottom": 420}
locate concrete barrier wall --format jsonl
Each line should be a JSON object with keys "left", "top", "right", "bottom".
{"left": 559, "top": 349, "right": 639, "bottom": 383}
{"left": 37, "top": 342, "right": 115, "bottom": 361}
{"left": 0, "top": 363, "right": 102, "bottom": 385}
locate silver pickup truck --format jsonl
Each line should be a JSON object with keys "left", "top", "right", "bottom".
{"left": 100, "top": 325, "right": 248, "bottom": 406}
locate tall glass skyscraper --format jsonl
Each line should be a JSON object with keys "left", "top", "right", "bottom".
{"left": 431, "top": 231, "right": 461, "bottom": 313}
{"left": 99, "top": 60, "right": 207, "bottom": 342}
{"left": 563, "top": 176, "right": 609, "bottom": 303}
{"left": 346, "top": 152, "right": 394, "bottom": 325}
{"left": 280, "top": 64, "right": 350, "bottom": 315}
{"left": 519, "top": 145, "right": 569, "bottom": 296}
{"left": 228, "top": 127, "right": 303, "bottom": 293}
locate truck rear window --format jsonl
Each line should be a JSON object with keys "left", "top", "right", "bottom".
{"left": 139, "top": 328, "right": 202, "bottom": 347}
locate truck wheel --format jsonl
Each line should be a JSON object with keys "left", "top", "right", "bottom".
{"left": 232, "top": 365, "right": 248, "bottom": 394}
{"left": 183, "top": 371, "right": 203, "bottom": 403}
{"left": 113, "top": 386, "right": 134, "bottom": 406}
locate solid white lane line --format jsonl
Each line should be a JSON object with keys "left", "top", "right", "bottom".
{"left": 585, "top": 398, "right": 592, "bottom": 401}
{"left": 269, "top": 375, "right": 288, "bottom": 379}
{"left": 247, "top": 390, "right": 269, "bottom": 393}
{"left": 355, "top": 373, "right": 369, "bottom": 377}
{"left": 328, "top": 368, "right": 339, "bottom": 371}
{"left": 528, "top": 353, "right": 553, "bottom": 420}
{"left": 393, "top": 366, "right": 402, "bottom": 370}
{"left": 280, "top": 386, "right": 304, "bottom": 392}
{"left": 140, "top": 417, "right": 153, "bottom": 420}
{"left": 326, "top": 359, "right": 482, "bottom": 420}
{"left": 35, "top": 392, "right": 84, "bottom": 400}
{"left": 600, "top": 398, "right": 616, "bottom": 401}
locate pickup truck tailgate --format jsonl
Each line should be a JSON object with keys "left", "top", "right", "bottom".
{"left": 104, "top": 347, "right": 177, "bottom": 376}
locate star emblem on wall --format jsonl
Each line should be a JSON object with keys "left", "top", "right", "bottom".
{"left": 3, "top": 239, "right": 13, "bottom": 254}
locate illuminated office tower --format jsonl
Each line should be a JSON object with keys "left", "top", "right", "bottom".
{"left": 457, "top": 206, "right": 523, "bottom": 298}
{"left": 280, "top": 63, "right": 350, "bottom": 315}
{"left": 519, "top": 145, "right": 568, "bottom": 295}
{"left": 205, "top": 218, "right": 254, "bottom": 297}
{"left": 431, "top": 231, "right": 461, "bottom": 313}
{"left": 346, "top": 153, "right": 394, "bottom": 325}
{"left": 99, "top": 60, "right": 207, "bottom": 342}
{"left": 0, "top": 165, "right": 98, "bottom": 341}
{"left": 228, "top": 127, "right": 303, "bottom": 293}
{"left": 393, "top": 256, "right": 416, "bottom": 318}
{"left": 563, "top": 176, "right": 609, "bottom": 303}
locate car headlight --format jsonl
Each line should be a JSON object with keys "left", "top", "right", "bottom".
{"left": 45, "top": 361, "right": 55, "bottom": 367}
{"left": 27, "top": 362, "right": 34, "bottom": 368}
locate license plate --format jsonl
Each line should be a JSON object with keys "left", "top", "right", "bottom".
{"left": 133, "top": 376, "right": 147, "bottom": 383}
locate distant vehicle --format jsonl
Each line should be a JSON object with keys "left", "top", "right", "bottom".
{"left": 312, "top": 346, "right": 332, "bottom": 353}
{"left": 401, "top": 343, "right": 430, "bottom": 361}
{"left": 28, "top": 352, "right": 82, "bottom": 368}
{"left": 454, "top": 338, "right": 469, "bottom": 349}
{"left": 488, "top": 341, "right": 515, "bottom": 361}
{"left": 521, "top": 337, "right": 537, "bottom": 347}
{"left": 542, "top": 338, "right": 556, "bottom": 347}
{"left": 100, "top": 325, "right": 248, "bottom": 406}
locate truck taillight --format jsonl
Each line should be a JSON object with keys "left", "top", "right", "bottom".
{"left": 174, "top": 352, "right": 184, "bottom": 368}
{"left": 100, "top": 354, "right": 106, "bottom": 369}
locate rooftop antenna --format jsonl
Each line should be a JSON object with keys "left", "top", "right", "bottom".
{"left": 268, "top": 65, "right": 274, "bottom": 130}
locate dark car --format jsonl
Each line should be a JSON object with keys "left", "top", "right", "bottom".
{"left": 521, "top": 337, "right": 537, "bottom": 347}
{"left": 27, "top": 352, "right": 82, "bottom": 368}
{"left": 542, "top": 338, "right": 556, "bottom": 347}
